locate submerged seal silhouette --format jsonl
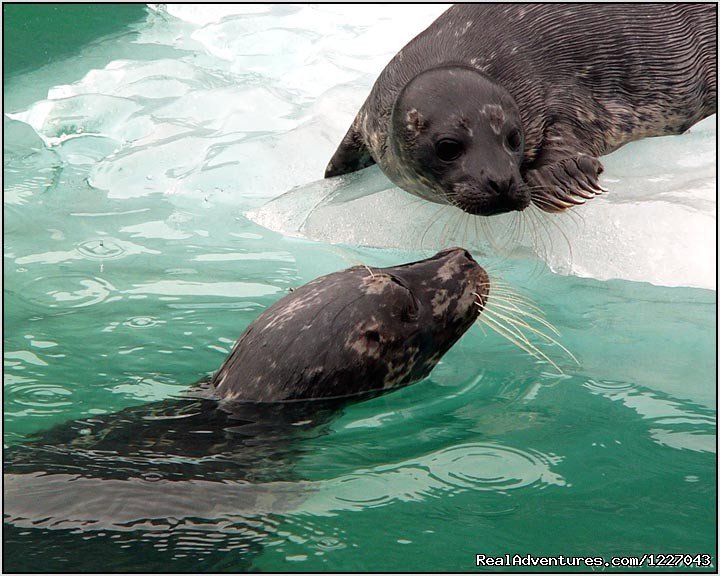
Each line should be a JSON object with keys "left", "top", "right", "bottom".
{"left": 325, "top": 4, "right": 717, "bottom": 215}
{"left": 213, "top": 247, "right": 490, "bottom": 402}
{"left": 4, "top": 248, "right": 491, "bottom": 571}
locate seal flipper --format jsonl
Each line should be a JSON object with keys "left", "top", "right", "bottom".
{"left": 525, "top": 154, "right": 606, "bottom": 213}
{"left": 522, "top": 113, "right": 608, "bottom": 212}
{"left": 324, "top": 119, "right": 376, "bottom": 178}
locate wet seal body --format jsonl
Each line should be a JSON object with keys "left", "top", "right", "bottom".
{"left": 213, "top": 247, "right": 489, "bottom": 402}
{"left": 3, "top": 395, "right": 345, "bottom": 572}
{"left": 4, "top": 248, "right": 489, "bottom": 571}
{"left": 325, "top": 4, "right": 717, "bottom": 215}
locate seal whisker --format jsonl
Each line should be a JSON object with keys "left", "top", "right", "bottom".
{"left": 472, "top": 214, "right": 481, "bottom": 250}
{"left": 511, "top": 209, "right": 526, "bottom": 252}
{"left": 477, "top": 306, "right": 540, "bottom": 351}
{"left": 531, "top": 194, "right": 575, "bottom": 213}
{"left": 480, "top": 305, "right": 578, "bottom": 373}
{"left": 448, "top": 204, "right": 467, "bottom": 246}
{"left": 461, "top": 211, "right": 472, "bottom": 247}
{"left": 487, "top": 279, "right": 544, "bottom": 301}
{"left": 521, "top": 209, "right": 541, "bottom": 259}
{"left": 517, "top": 211, "right": 549, "bottom": 278}
{"left": 531, "top": 206, "right": 576, "bottom": 267}
{"left": 482, "top": 298, "right": 561, "bottom": 337}
{"left": 481, "top": 291, "right": 546, "bottom": 317}
{"left": 484, "top": 306, "right": 579, "bottom": 365}
{"left": 512, "top": 210, "right": 522, "bottom": 247}
{"left": 477, "top": 269, "right": 577, "bottom": 373}
{"left": 477, "top": 309, "right": 564, "bottom": 373}
{"left": 452, "top": 210, "right": 467, "bottom": 246}
{"left": 478, "top": 213, "right": 503, "bottom": 254}
{"left": 519, "top": 203, "right": 557, "bottom": 262}
{"left": 444, "top": 189, "right": 494, "bottom": 252}
{"left": 419, "top": 204, "right": 450, "bottom": 250}
{"left": 528, "top": 187, "right": 579, "bottom": 211}
{"left": 325, "top": 5, "right": 714, "bottom": 220}
{"left": 397, "top": 195, "right": 432, "bottom": 211}
{"left": 524, "top": 207, "right": 553, "bottom": 265}
{"left": 437, "top": 207, "right": 457, "bottom": 247}
{"left": 475, "top": 285, "right": 551, "bottom": 327}
{"left": 446, "top": 196, "right": 469, "bottom": 243}
{"left": 214, "top": 248, "right": 492, "bottom": 402}
{"left": 440, "top": 211, "right": 455, "bottom": 246}
{"left": 492, "top": 311, "right": 580, "bottom": 366}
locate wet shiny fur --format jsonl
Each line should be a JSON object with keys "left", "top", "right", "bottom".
{"left": 4, "top": 248, "right": 490, "bottom": 570}
{"left": 213, "top": 248, "right": 489, "bottom": 402}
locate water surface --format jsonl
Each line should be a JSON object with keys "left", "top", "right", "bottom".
{"left": 3, "top": 4, "right": 716, "bottom": 572}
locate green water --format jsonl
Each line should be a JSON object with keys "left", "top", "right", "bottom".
{"left": 3, "top": 4, "right": 146, "bottom": 79}
{"left": 3, "top": 4, "right": 717, "bottom": 573}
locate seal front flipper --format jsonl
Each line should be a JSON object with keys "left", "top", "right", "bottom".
{"left": 525, "top": 154, "right": 606, "bottom": 213}
{"left": 324, "top": 116, "right": 376, "bottom": 178}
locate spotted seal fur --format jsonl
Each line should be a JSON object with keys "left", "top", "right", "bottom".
{"left": 3, "top": 248, "right": 490, "bottom": 570}
{"left": 213, "top": 247, "right": 489, "bottom": 401}
{"left": 325, "top": 4, "right": 717, "bottom": 215}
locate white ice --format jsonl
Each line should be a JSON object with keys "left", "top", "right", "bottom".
{"left": 5, "top": 4, "right": 716, "bottom": 289}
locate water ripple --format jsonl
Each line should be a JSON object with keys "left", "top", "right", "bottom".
{"left": 76, "top": 237, "right": 126, "bottom": 260}
{"left": 9, "top": 271, "right": 122, "bottom": 319}
{"left": 307, "top": 442, "right": 566, "bottom": 516}
{"left": 583, "top": 378, "right": 636, "bottom": 395}
{"left": 313, "top": 535, "right": 345, "bottom": 551}
{"left": 123, "top": 316, "right": 162, "bottom": 329}
{"left": 423, "top": 443, "right": 565, "bottom": 492}
{"left": 38, "top": 274, "right": 117, "bottom": 309}
{"left": 5, "top": 380, "right": 74, "bottom": 414}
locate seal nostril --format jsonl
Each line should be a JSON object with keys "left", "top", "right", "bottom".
{"left": 364, "top": 330, "right": 381, "bottom": 343}
{"left": 486, "top": 177, "right": 512, "bottom": 197}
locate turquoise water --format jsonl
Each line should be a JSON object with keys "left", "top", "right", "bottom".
{"left": 3, "top": 5, "right": 717, "bottom": 572}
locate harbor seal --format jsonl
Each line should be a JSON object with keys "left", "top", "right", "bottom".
{"left": 4, "top": 248, "right": 490, "bottom": 571}
{"left": 325, "top": 4, "right": 717, "bottom": 215}
{"left": 3, "top": 396, "right": 343, "bottom": 571}
{"left": 213, "top": 247, "right": 489, "bottom": 402}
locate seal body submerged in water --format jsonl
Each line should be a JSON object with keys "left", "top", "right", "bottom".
{"left": 213, "top": 247, "right": 489, "bottom": 402}
{"left": 4, "top": 248, "right": 490, "bottom": 571}
{"left": 325, "top": 4, "right": 717, "bottom": 215}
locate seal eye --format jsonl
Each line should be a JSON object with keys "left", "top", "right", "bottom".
{"left": 435, "top": 138, "right": 464, "bottom": 162}
{"left": 364, "top": 330, "right": 381, "bottom": 343}
{"left": 400, "top": 295, "right": 419, "bottom": 322}
{"left": 388, "top": 275, "right": 420, "bottom": 322}
{"left": 505, "top": 128, "right": 522, "bottom": 153}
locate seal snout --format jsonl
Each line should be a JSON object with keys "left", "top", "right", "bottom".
{"left": 436, "top": 246, "right": 475, "bottom": 261}
{"left": 434, "top": 246, "right": 480, "bottom": 273}
{"left": 454, "top": 175, "right": 530, "bottom": 216}
{"left": 433, "top": 247, "right": 490, "bottom": 312}
{"left": 473, "top": 266, "right": 490, "bottom": 310}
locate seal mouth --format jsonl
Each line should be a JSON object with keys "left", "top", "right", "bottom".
{"left": 452, "top": 181, "right": 530, "bottom": 216}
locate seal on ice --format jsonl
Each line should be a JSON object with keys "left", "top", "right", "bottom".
{"left": 325, "top": 4, "right": 717, "bottom": 215}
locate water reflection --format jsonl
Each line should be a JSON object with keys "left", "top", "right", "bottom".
{"left": 4, "top": 382, "right": 565, "bottom": 570}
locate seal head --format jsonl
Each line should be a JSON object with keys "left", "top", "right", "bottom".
{"left": 385, "top": 66, "right": 529, "bottom": 216}
{"left": 213, "top": 248, "right": 489, "bottom": 402}
{"left": 325, "top": 4, "right": 716, "bottom": 216}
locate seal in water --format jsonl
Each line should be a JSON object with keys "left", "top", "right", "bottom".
{"left": 325, "top": 4, "right": 717, "bottom": 215}
{"left": 213, "top": 247, "right": 489, "bottom": 402}
{"left": 3, "top": 396, "right": 347, "bottom": 572}
{"left": 3, "top": 248, "right": 490, "bottom": 571}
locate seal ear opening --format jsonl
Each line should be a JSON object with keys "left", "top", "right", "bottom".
{"left": 324, "top": 123, "right": 376, "bottom": 178}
